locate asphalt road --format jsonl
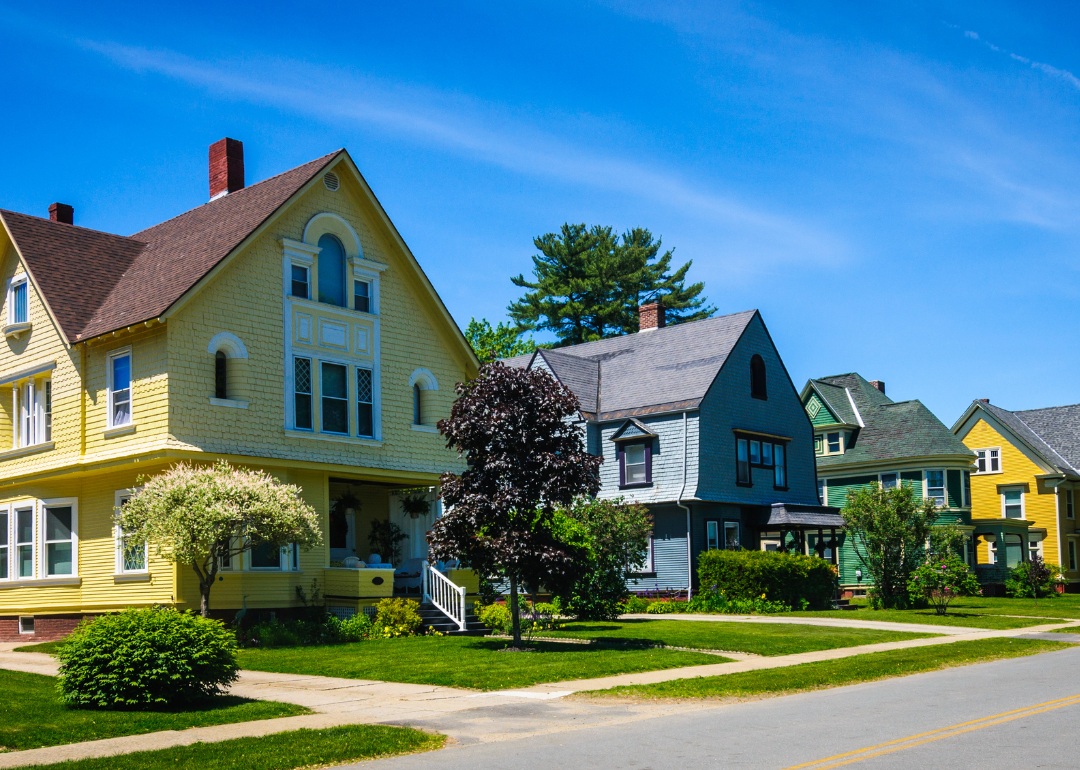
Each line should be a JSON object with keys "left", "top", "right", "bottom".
{"left": 347, "top": 644, "right": 1080, "bottom": 769}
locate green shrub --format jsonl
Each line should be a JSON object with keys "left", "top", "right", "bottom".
{"left": 697, "top": 550, "right": 836, "bottom": 611}
{"left": 645, "top": 600, "right": 689, "bottom": 614}
{"left": 477, "top": 601, "right": 511, "bottom": 633}
{"left": 373, "top": 598, "right": 422, "bottom": 637}
{"left": 907, "top": 555, "right": 982, "bottom": 615}
{"left": 1005, "top": 557, "right": 1063, "bottom": 601}
{"left": 337, "top": 612, "right": 375, "bottom": 642}
{"left": 688, "top": 589, "right": 789, "bottom": 614}
{"left": 476, "top": 600, "right": 562, "bottom": 634}
{"left": 621, "top": 595, "right": 650, "bottom": 613}
{"left": 57, "top": 607, "right": 238, "bottom": 708}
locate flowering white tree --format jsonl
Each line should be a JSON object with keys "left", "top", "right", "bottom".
{"left": 116, "top": 461, "right": 322, "bottom": 617}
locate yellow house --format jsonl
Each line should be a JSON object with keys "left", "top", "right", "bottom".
{"left": 952, "top": 399, "right": 1080, "bottom": 591}
{"left": 0, "top": 139, "right": 479, "bottom": 641}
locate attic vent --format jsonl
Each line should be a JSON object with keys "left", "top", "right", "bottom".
{"left": 323, "top": 172, "right": 340, "bottom": 191}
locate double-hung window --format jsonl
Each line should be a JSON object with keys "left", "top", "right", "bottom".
{"left": 44, "top": 505, "right": 74, "bottom": 576}
{"left": 7, "top": 275, "right": 27, "bottom": 325}
{"left": 293, "top": 357, "right": 313, "bottom": 430}
{"left": 320, "top": 362, "right": 349, "bottom": 434}
{"left": 736, "top": 439, "right": 750, "bottom": 484}
{"left": 354, "top": 280, "right": 371, "bottom": 313}
{"left": 1003, "top": 488, "right": 1024, "bottom": 519}
{"left": 0, "top": 509, "right": 7, "bottom": 580}
{"left": 12, "top": 377, "right": 50, "bottom": 448}
{"left": 724, "top": 521, "right": 740, "bottom": 550}
{"left": 827, "top": 432, "right": 841, "bottom": 454}
{"left": 817, "top": 479, "right": 825, "bottom": 504}
{"left": 1070, "top": 541, "right": 1077, "bottom": 572}
{"left": 880, "top": 473, "right": 898, "bottom": 490}
{"left": 290, "top": 265, "right": 310, "bottom": 299}
{"left": 250, "top": 541, "right": 284, "bottom": 570}
{"left": 975, "top": 448, "right": 1000, "bottom": 474}
{"left": 357, "top": 368, "right": 374, "bottom": 437}
{"left": 706, "top": 520, "right": 720, "bottom": 550}
{"left": 15, "top": 507, "right": 34, "bottom": 578}
{"left": 107, "top": 350, "right": 132, "bottom": 428}
{"left": 926, "top": 470, "right": 946, "bottom": 507}
{"left": 773, "top": 444, "right": 786, "bottom": 487}
{"left": 1066, "top": 489, "right": 1075, "bottom": 520}
{"left": 621, "top": 442, "right": 650, "bottom": 486}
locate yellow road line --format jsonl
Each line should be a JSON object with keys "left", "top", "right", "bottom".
{"left": 780, "top": 693, "right": 1080, "bottom": 770}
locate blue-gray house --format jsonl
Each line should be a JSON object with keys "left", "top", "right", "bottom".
{"left": 504, "top": 303, "right": 840, "bottom": 596}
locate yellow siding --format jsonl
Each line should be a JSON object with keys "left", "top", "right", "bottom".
{"left": 962, "top": 418, "right": 1065, "bottom": 569}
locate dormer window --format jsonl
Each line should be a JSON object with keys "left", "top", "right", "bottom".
{"left": 827, "top": 432, "right": 841, "bottom": 454}
{"left": 619, "top": 441, "right": 652, "bottom": 487}
{"left": 750, "top": 354, "right": 767, "bottom": 400}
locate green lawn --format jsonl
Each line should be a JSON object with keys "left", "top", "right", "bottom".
{"left": 943, "top": 596, "right": 1080, "bottom": 619}
{"left": 545, "top": 619, "right": 935, "bottom": 655}
{"left": 0, "top": 669, "right": 310, "bottom": 752}
{"left": 238, "top": 635, "right": 722, "bottom": 690}
{"left": 583, "top": 637, "right": 1068, "bottom": 700}
{"left": 14, "top": 640, "right": 67, "bottom": 654}
{"left": 23, "top": 725, "right": 443, "bottom": 769}
{"left": 785, "top": 609, "right": 1047, "bottom": 629}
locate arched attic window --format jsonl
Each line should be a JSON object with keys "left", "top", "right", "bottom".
{"left": 413, "top": 384, "right": 422, "bottom": 425}
{"left": 215, "top": 351, "right": 227, "bottom": 399}
{"left": 409, "top": 368, "right": 439, "bottom": 427}
{"left": 750, "top": 354, "right": 767, "bottom": 400}
{"left": 317, "top": 233, "right": 346, "bottom": 307}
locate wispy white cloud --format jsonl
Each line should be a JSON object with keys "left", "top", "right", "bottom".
{"left": 75, "top": 37, "right": 843, "bottom": 269}
{"left": 960, "top": 27, "right": 1080, "bottom": 91}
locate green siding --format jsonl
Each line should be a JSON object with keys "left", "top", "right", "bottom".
{"left": 838, "top": 534, "right": 863, "bottom": 586}
{"left": 900, "top": 471, "right": 923, "bottom": 501}
{"left": 826, "top": 475, "right": 878, "bottom": 507}
{"left": 946, "top": 469, "right": 963, "bottom": 509}
{"left": 807, "top": 394, "right": 840, "bottom": 427}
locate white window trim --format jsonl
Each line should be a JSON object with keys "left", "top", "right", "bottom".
{"left": 879, "top": 472, "right": 899, "bottom": 490}
{"left": 1029, "top": 532, "right": 1044, "bottom": 562}
{"left": 1065, "top": 488, "right": 1075, "bottom": 520}
{"left": 973, "top": 446, "right": 1003, "bottom": 475}
{"left": 106, "top": 347, "right": 133, "bottom": 429}
{"left": 11, "top": 503, "right": 36, "bottom": 580}
{"left": 290, "top": 353, "right": 382, "bottom": 441}
{"left": 319, "top": 360, "right": 351, "bottom": 436}
{"left": 114, "top": 489, "right": 148, "bottom": 575}
{"left": 1000, "top": 486, "right": 1026, "bottom": 520}
{"left": 633, "top": 535, "right": 654, "bottom": 574}
{"left": 244, "top": 540, "right": 298, "bottom": 572}
{"left": 924, "top": 469, "right": 947, "bottom": 507}
{"left": 6, "top": 273, "right": 28, "bottom": 325}
{"left": 40, "top": 498, "right": 78, "bottom": 579}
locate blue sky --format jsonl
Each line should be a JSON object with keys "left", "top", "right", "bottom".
{"left": 1, "top": 1, "right": 1077, "bottom": 425}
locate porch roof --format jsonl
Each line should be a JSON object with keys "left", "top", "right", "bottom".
{"left": 760, "top": 503, "right": 845, "bottom": 528}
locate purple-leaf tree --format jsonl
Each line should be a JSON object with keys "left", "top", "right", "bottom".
{"left": 429, "top": 362, "right": 602, "bottom": 648}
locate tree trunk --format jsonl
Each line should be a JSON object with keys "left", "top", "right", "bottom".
{"left": 195, "top": 560, "right": 216, "bottom": 619}
{"left": 509, "top": 575, "right": 522, "bottom": 648}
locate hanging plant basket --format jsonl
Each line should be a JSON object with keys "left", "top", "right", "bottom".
{"left": 401, "top": 494, "right": 432, "bottom": 519}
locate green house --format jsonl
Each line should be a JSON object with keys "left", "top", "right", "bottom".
{"left": 801, "top": 374, "right": 976, "bottom": 596}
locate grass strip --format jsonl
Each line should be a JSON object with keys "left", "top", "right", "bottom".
{"left": 239, "top": 635, "right": 720, "bottom": 691}
{"left": 546, "top": 619, "right": 934, "bottom": 655}
{"left": 14, "top": 640, "right": 67, "bottom": 654}
{"left": 21, "top": 724, "right": 443, "bottom": 769}
{"left": 784, "top": 610, "right": 1045, "bottom": 629}
{"left": 0, "top": 669, "right": 310, "bottom": 752}
{"left": 581, "top": 638, "right": 1068, "bottom": 700}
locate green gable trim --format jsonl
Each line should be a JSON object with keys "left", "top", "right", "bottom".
{"left": 806, "top": 393, "right": 840, "bottom": 427}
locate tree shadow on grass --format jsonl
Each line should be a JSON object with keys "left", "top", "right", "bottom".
{"left": 66, "top": 695, "right": 264, "bottom": 713}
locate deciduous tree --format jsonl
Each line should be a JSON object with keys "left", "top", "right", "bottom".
{"left": 429, "top": 363, "right": 601, "bottom": 647}
{"left": 116, "top": 461, "right": 322, "bottom": 617}
{"left": 464, "top": 318, "right": 536, "bottom": 363}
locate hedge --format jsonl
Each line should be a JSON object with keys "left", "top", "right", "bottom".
{"left": 698, "top": 549, "right": 836, "bottom": 611}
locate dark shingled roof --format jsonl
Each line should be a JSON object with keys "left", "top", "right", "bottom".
{"left": 759, "top": 503, "right": 844, "bottom": 527}
{"left": 982, "top": 402, "right": 1080, "bottom": 475}
{"left": 503, "top": 310, "right": 757, "bottom": 419}
{"left": 808, "top": 379, "right": 859, "bottom": 426}
{"left": 1, "top": 151, "right": 340, "bottom": 342}
{"left": 810, "top": 373, "right": 973, "bottom": 469}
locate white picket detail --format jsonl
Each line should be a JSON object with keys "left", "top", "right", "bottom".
{"left": 422, "top": 561, "right": 466, "bottom": 632}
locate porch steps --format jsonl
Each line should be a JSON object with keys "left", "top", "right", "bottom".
{"left": 833, "top": 597, "right": 860, "bottom": 611}
{"left": 418, "top": 602, "right": 491, "bottom": 636}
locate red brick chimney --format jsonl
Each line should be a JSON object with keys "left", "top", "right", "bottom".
{"left": 979, "top": 398, "right": 990, "bottom": 404}
{"left": 639, "top": 302, "right": 665, "bottom": 332}
{"left": 49, "top": 203, "right": 73, "bottom": 225}
{"left": 869, "top": 380, "right": 885, "bottom": 395}
{"left": 209, "top": 138, "right": 244, "bottom": 200}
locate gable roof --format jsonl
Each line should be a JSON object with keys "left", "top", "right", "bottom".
{"left": 808, "top": 373, "right": 973, "bottom": 468}
{"left": 959, "top": 401, "right": 1080, "bottom": 477}
{"left": 804, "top": 378, "right": 860, "bottom": 426}
{"left": 1, "top": 151, "right": 340, "bottom": 342}
{"left": 503, "top": 309, "right": 757, "bottom": 420}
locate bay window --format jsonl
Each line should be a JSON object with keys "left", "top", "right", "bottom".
{"left": 290, "top": 356, "right": 379, "bottom": 440}
{"left": 735, "top": 434, "right": 788, "bottom": 488}
{"left": 926, "top": 470, "right": 946, "bottom": 507}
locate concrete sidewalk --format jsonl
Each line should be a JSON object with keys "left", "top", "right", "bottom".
{"left": 1, "top": 619, "right": 1077, "bottom": 767}
{"left": 619, "top": 612, "right": 998, "bottom": 635}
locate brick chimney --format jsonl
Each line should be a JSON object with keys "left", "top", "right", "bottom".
{"left": 979, "top": 398, "right": 990, "bottom": 404}
{"left": 209, "top": 138, "right": 244, "bottom": 200}
{"left": 49, "top": 203, "right": 74, "bottom": 225}
{"left": 869, "top": 380, "right": 885, "bottom": 395}
{"left": 639, "top": 302, "right": 665, "bottom": 332}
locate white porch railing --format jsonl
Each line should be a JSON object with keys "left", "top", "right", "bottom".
{"left": 422, "top": 561, "right": 466, "bottom": 632}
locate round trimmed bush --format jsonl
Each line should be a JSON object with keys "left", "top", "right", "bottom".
{"left": 697, "top": 549, "right": 836, "bottom": 611}
{"left": 57, "top": 607, "right": 238, "bottom": 708}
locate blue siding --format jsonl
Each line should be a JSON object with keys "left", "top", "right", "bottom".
{"left": 628, "top": 507, "right": 690, "bottom": 593}
{"left": 696, "top": 313, "right": 818, "bottom": 506}
{"left": 595, "top": 413, "right": 699, "bottom": 505}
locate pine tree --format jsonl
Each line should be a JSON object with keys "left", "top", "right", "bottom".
{"left": 508, "top": 223, "right": 714, "bottom": 346}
